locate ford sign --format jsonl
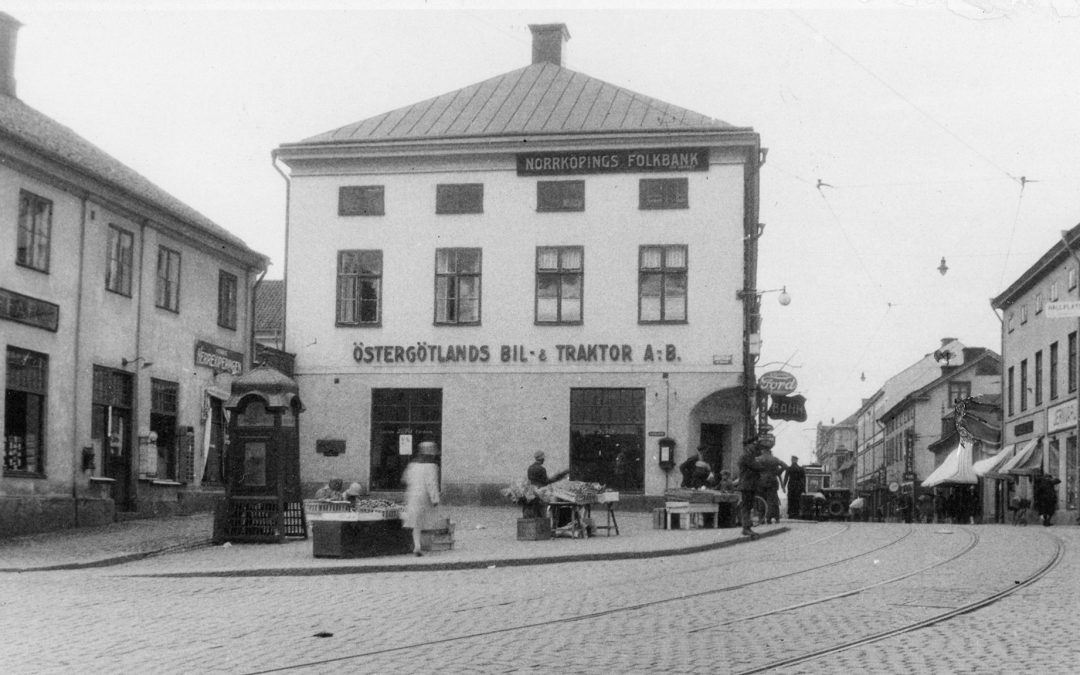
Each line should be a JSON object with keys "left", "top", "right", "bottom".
{"left": 758, "top": 370, "right": 797, "bottom": 394}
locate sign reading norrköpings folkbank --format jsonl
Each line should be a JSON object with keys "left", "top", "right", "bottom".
{"left": 517, "top": 148, "right": 709, "bottom": 176}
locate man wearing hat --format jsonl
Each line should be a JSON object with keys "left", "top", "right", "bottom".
{"left": 784, "top": 455, "right": 806, "bottom": 519}
{"left": 527, "top": 451, "right": 569, "bottom": 488}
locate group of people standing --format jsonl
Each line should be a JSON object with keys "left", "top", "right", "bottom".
{"left": 679, "top": 439, "right": 808, "bottom": 539}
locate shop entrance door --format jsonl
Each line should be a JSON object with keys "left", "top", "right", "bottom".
{"left": 92, "top": 367, "right": 133, "bottom": 511}
{"left": 370, "top": 389, "right": 442, "bottom": 491}
{"left": 699, "top": 423, "right": 727, "bottom": 475}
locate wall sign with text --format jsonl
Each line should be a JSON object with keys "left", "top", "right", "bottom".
{"left": 517, "top": 148, "right": 709, "bottom": 176}
{"left": 352, "top": 342, "right": 684, "bottom": 365}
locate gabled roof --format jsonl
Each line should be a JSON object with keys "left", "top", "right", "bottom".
{"left": 880, "top": 348, "right": 1000, "bottom": 423}
{"left": 992, "top": 221, "right": 1080, "bottom": 308}
{"left": 0, "top": 94, "right": 265, "bottom": 266}
{"left": 297, "top": 62, "right": 741, "bottom": 145}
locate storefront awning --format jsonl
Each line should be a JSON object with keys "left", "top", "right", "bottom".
{"left": 973, "top": 443, "right": 1016, "bottom": 478}
{"left": 997, "top": 437, "right": 1043, "bottom": 476}
{"left": 922, "top": 439, "right": 978, "bottom": 487}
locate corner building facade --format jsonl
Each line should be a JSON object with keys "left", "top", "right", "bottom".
{"left": 275, "top": 25, "right": 763, "bottom": 504}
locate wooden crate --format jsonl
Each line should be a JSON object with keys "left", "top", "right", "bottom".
{"left": 517, "top": 517, "right": 552, "bottom": 540}
{"left": 421, "top": 523, "right": 455, "bottom": 551}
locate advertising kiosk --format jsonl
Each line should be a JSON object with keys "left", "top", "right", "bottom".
{"left": 213, "top": 365, "right": 306, "bottom": 543}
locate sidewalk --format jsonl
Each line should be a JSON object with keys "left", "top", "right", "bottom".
{"left": 0, "top": 506, "right": 789, "bottom": 575}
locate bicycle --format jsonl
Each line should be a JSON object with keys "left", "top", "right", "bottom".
{"left": 735, "top": 494, "right": 768, "bottom": 528}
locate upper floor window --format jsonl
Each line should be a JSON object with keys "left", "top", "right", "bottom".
{"left": 436, "top": 184, "right": 483, "bottom": 214}
{"left": 639, "top": 178, "right": 688, "bottom": 210}
{"left": 1070, "top": 267, "right": 1078, "bottom": 290}
{"left": 4, "top": 346, "right": 48, "bottom": 476}
{"left": 16, "top": 190, "right": 52, "bottom": 273}
{"left": 1020, "top": 358, "right": 1028, "bottom": 411}
{"left": 435, "top": 248, "right": 481, "bottom": 325}
{"left": 1070, "top": 332, "right": 1078, "bottom": 393}
{"left": 1051, "top": 281, "right": 1060, "bottom": 301}
{"left": 338, "top": 185, "right": 385, "bottom": 216}
{"left": 336, "top": 250, "right": 382, "bottom": 326}
{"left": 537, "top": 181, "right": 585, "bottom": 212}
{"left": 106, "top": 225, "right": 134, "bottom": 296}
{"left": 1007, "top": 312, "right": 1015, "bottom": 332}
{"left": 639, "top": 245, "right": 687, "bottom": 323}
{"left": 1051, "top": 341, "right": 1059, "bottom": 400}
{"left": 536, "top": 246, "right": 582, "bottom": 324}
{"left": 1021, "top": 304, "right": 1028, "bottom": 324}
{"left": 1036, "top": 292, "right": 1043, "bottom": 314}
{"left": 948, "top": 380, "right": 971, "bottom": 406}
{"left": 155, "top": 246, "right": 181, "bottom": 313}
{"left": 218, "top": 271, "right": 238, "bottom": 330}
{"left": 1035, "top": 350, "right": 1043, "bottom": 406}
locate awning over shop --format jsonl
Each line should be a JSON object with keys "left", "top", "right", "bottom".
{"left": 973, "top": 443, "right": 1015, "bottom": 477}
{"left": 997, "top": 437, "right": 1043, "bottom": 476}
{"left": 922, "top": 439, "right": 978, "bottom": 487}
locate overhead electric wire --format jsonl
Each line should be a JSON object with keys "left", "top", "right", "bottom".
{"left": 788, "top": 10, "right": 1021, "bottom": 185}
{"left": 997, "top": 180, "right": 1029, "bottom": 290}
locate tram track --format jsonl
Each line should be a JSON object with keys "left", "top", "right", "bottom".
{"left": 245, "top": 525, "right": 920, "bottom": 673}
{"left": 734, "top": 531, "right": 1066, "bottom": 674}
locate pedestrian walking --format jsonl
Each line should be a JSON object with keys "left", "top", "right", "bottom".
{"left": 1033, "top": 471, "right": 1062, "bottom": 526}
{"left": 756, "top": 448, "right": 788, "bottom": 524}
{"left": 403, "top": 441, "right": 441, "bottom": 556}
{"left": 784, "top": 456, "right": 806, "bottom": 518}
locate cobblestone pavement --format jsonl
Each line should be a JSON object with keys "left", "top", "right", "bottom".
{"left": 0, "top": 515, "right": 1077, "bottom": 674}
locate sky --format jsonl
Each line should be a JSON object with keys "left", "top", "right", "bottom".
{"left": 7, "top": 0, "right": 1080, "bottom": 461}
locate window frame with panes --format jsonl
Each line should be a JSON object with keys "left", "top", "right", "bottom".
{"left": 535, "top": 246, "right": 583, "bottom": 325}
{"left": 336, "top": 250, "right": 383, "bottom": 327}
{"left": 16, "top": 190, "right": 52, "bottom": 273}
{"left": 434, "top": 248, "right": 481, "bottom": 325}
{"left": 536, "top": 180, "right": 585, "bottom": 212}
{"left": 105, "top": 224, "right": 135, "bottom": 296}
{"left": 338, "top": 185, "right": 385, "bottom": 216}
{"left": 638, "top": 245, "right": 688, "bottom": 324}
{"left": 4, "top": 347, "right": 48, "bottom": 476}
{"left": 218, "top": 270, "right": 238, "bottom": 330}
{"left": 639, "top": 178, "right": 688, "bottom": 210}
{"left": 435, "top": 183, "right": 483, "bottom": 214}
{"left": 155, "top": 246, "right": 181, "bottom": 313}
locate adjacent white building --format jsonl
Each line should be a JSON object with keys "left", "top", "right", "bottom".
{"left": 274, "top": 24, "right": 766, "bottom": 504}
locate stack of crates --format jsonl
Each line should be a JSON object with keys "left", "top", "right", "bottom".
{"left": 420, "top": 516, "right": 455, "bottom": 551}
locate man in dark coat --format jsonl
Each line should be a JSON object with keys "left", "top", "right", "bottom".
{"left": 1033, "top": 471, "right": 1062, "bottom": 526}
{"left": 737, "top": 440, "right": 764, "bottom": 538}
{"left": 784, "top": 456, "right": 806, "bottom": 519}
{"left": 679, "top": 450, "right": 711, "bottom": 489}
{"left": 527, "top": 451, "right": 568, "bottom": 487}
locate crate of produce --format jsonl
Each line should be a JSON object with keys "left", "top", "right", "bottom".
{"left": 421, "top": 523, "right": 455, "bottom": 551}
{"left": 353, "top": 498, "right": 403, "bottom": 521}
{"left": 517, "top": 517, "right": 552, "bottom": 540}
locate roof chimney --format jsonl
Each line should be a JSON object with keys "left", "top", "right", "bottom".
{"left": 0, "top": 13, "right": 21, "bottom": 98}
{"left": 529, "top": 23, "right": 569, "bottom": 67}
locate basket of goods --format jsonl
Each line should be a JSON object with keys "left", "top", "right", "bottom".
{"left": 542, "top": 481, "right": 604, "bottom": 504}
{"left": 353, "top": 498, "right": 403, "bottom": 521}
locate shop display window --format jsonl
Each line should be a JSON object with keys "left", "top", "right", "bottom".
{"left": 369, "top": 388, "right": 441, "bottom": 491}
{"left": 149, "top": 379, "right": 179, "bottom": 480}
{"left": 4, "top": 347, "right": 47, "bottom": 475}
{"left": 569, "top": 388, "right": 645, "bottom": 492}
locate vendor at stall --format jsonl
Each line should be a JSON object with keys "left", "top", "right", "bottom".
{"left": 314, "top": 478, "right": 345, "bottom": 501}
{"left": 528, "top": 451, "right": 569, "bottom": 487}
{"left": 679, "top": 450, "right": 712, "bottom": 489}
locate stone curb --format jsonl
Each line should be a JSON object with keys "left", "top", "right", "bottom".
{"left": 130, "top": 527, "right": 789, "bottom": 578}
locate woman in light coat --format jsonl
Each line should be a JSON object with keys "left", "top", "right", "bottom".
{"left": 403, "top": 441, "right": 441, "bottom": 556}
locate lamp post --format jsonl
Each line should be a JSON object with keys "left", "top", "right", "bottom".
{"left": 736, "top": 286, "right": 793, "bottom": 442}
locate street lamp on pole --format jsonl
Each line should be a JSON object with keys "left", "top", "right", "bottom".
{"left": 737, "top": 285, "right": 793, "bottom": 442}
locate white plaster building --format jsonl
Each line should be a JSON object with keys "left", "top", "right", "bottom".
{"left": 274, "top": 25, "right": 765, "bottom": 505}
{"left": 0, "top": 14, "right": 267, "bottom": 535}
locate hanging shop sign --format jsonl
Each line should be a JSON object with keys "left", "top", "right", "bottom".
{"left": 517, "top": 148, "right": 709, "bottom": 176}
{"left": 351, "top": 342, "right": 683, "bottom": 365}
{"left": 757, "top": 370, "right": 798, "bottom": 395}
{"left": 194, "top": 340, "right": 244, "bottom": 376}
{"left": 767, "top": 394, "right": 808, "bottom": 422}
{"left": 0, "top": 287, "right": 59, "bottom": 332}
